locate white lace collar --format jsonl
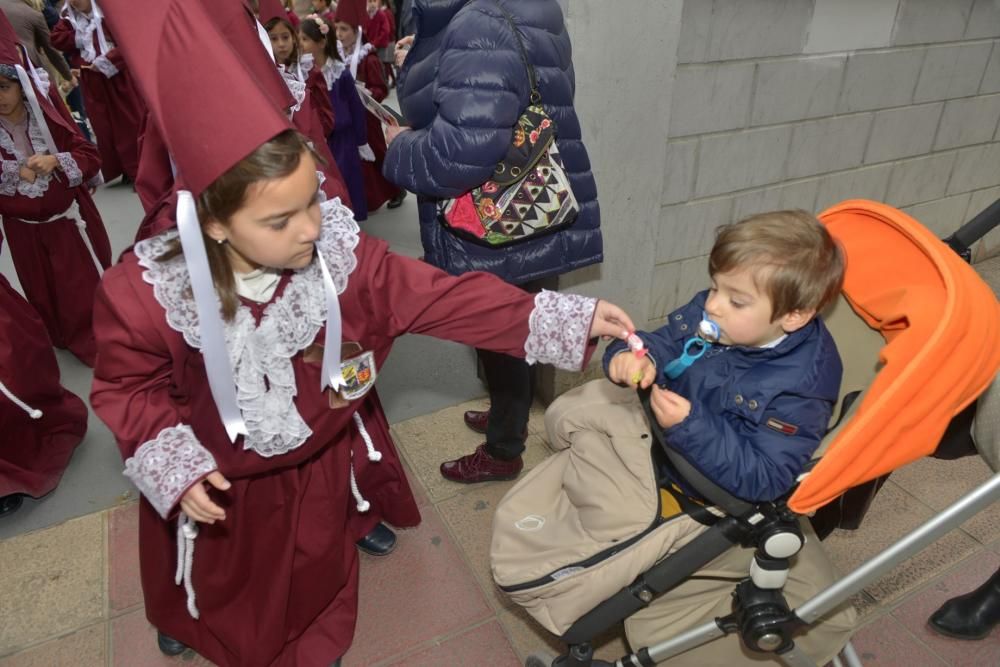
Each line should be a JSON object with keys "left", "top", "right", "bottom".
{"left": 134, "top": 198, "right": 361, "bottom": 458}
{"left": 304, "top": 53, "right": 346, "bottom": 91}
{"left": 337, "top": 41, "right": 374, "bottom": 63}
{"left": 62, "top": 5, "right": 108, "bottom": 63}
{"left": 0, "top": 109, "right": 54, "bottom": 199}
{"left": 280, "top": 64, "right": 307, "bottom": 115}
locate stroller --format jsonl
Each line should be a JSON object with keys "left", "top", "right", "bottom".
{"left": 490, "top": 199, "right": 1000, "bottom": 666}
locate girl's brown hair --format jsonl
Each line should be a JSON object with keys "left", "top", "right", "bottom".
{"left": 157, "top": 130, "right": 316, "bottom": 321}
{"left": 299, "top": 15, "right": 340, "bottom": 62}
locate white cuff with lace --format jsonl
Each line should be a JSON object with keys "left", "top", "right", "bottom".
{"left": 92, "top": 54, "right": 119, "bottom": 78}
{"left": 524, "top": 290, "right": 597, "bottom": 371}
{"left": 123, "top": 424, "right": 218, "bottom": 519}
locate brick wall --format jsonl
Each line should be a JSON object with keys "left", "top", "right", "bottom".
{"left": 652, "top": 0, "right": 1000, "bottom": 324}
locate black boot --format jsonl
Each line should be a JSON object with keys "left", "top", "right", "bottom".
{"left": 157, "top": 631, "right": 188, "bottom": 656}
{"left": 386, "top": 190, "right": 407, "bottom": 209}
{"left": 0, "top": 494, "right": 23, "bottom": 517}
{"left": 928, "top": 567, "right": 1000, "bottom": 640}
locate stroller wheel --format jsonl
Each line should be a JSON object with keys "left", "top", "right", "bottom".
{"left": 525, "top": 651, "right": 558, "bottom": 667}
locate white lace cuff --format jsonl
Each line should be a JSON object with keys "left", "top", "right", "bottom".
{"left": 525, "top": 290, "right": 598, "bottom": 370}
{"left": 56, "top": 152, "right": 83, "bottom": 187}
{"left": 1, "top": 160, "right": 18, "bottom": 196}
{"left": 358, "top": 143, "right": 376, "bottom": 162}
{"left": 123, "top": 424, "right": 218, "bottom": 519}
{"left": 92, "top": 55, "right": 119, "bottom": 78}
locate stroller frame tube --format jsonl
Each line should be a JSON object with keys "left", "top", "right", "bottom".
{"left": 636, "top": 471, "right": 1000, "bottom": 666}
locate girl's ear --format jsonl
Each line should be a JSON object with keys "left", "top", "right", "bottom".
{"left": 204, "top": 219, "right": 228, "bottom": 244}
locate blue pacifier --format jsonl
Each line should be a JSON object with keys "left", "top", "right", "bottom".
{"left": 663, "top": 313, "right": 722, "bottom": 380}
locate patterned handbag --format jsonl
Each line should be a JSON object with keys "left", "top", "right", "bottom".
{"left": 438, "top": 3, "right": 579, "bottom": 247}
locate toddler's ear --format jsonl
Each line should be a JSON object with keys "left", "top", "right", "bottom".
{"left": 779, "top": 308, "right": 815, "bottom": 333}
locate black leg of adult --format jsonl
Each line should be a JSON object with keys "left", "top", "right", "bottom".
{"left": 478, "top": 347, "right": 532, "bottom": 461}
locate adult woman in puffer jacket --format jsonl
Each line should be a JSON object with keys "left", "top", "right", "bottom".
{"left": 383, "top": 0, "right": 602, "bottom": 483}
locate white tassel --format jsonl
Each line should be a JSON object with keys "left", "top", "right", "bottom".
{"left": 174, "top": 514, "right": 200, "bottom": 619}
{"left": 349, "top": 452, "right": 370, "bottom": 513}
{"left": 74, "top": 218, "right": 104, "bottom": 276}
{"left": 0, "top": 380, "right": 42, "bottom": 419}
{"left": 353, "top": 411, "right": 382, "bottom": 462}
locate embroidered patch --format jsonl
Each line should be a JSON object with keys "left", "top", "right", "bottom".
{"left": 766, "top": 418, "right": 799, "bottom": 436}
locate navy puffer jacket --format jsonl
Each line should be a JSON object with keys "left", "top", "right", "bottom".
{"left": 383, "top": 0, "right": 602, "bottom": 285}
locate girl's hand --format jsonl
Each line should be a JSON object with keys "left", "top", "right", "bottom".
{"left": 384, "top": 124, "right": 410, "bottom": 144}
{"left": 608, "top": 352, "right": 656, "bottom": 389}
{"left": 650, "top": 386, "right": 691, "bottom": 429}
{"left": 27, "top": 154, "right": 59, "bottom": 176}
{"left": 589, "top": 300, "right": 635, "bottom": 341}
{"left": 394, "top": 35, "right": 414, "bottom": 67}
{"left": 179, "top": 471, "right": 231, "bottom": 524}
{"left": 18, "top": 165, "right": 36, "bottom": 183}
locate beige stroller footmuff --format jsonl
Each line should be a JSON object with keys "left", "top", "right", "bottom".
{"left": 491, "top": 380, "right": 855, "bottom": 662}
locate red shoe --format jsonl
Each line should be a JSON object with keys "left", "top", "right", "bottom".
{"left": 463, "top": 409, "right": 489, "bottom": 434}
{"left": 440, "top": 443, "right": 523, "bottom": 483}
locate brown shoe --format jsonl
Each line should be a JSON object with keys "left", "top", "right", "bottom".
{"left": 463, "top": 409, "right": 489, "bottom": 434}
{"left": 440, "top": 443, "right": 523, "bottom": 483}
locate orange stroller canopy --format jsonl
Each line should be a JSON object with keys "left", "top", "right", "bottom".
{"left": 789, "top": 200, "right": 1000, "bottom": 514}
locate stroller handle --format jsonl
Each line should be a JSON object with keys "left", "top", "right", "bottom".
{"left": 945, "top": 197, "right": 1000, "bottom": 258}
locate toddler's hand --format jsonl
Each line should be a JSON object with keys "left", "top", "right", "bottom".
{"left": 650, "top": 386, "right": 691, "bottom": 429}
{"left": 179, "top": 471, "right": 231, "bottom": 524}
{"left": 608, "top": 352, "right": 655, "bottom": 389}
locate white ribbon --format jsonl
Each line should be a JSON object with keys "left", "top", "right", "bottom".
{"left": 175, "top": 191, "right": 248, "bottom": 443}
{"left": 90, "top": 1, "right": 112, "bottom": 57}
{"left": 349, "top": 27, "right": 364, "bottom": 80}
{"left": 0, "top": 379, "right": 42, "bottom": 419}
{"left": 255, "top": 19, "right": 277, "bottom": 63}
{"left": 18, "top": 48, "right": 50, "bottom": 98}
{"left": 14, "top": 65, "right": 58, "bottom": 157}
{"left": 316, "top": 250, "right": 346, "bottom": 393}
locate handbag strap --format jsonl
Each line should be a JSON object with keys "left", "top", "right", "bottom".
{"left": 491, "top": 1, "right": 541, "bottom": 104}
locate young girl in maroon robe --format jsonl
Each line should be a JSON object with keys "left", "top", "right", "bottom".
{"left": 335, "top": 0, "right": 405, "bottom": 212}
{"left": 0, "top": 43, "right": 112, "bottom": 366}
{"left": 92, "top": 2, "right": 633, "bottom": 663}
{"left": 51, "top": 0, "right": 144, "bottom": 184}
{"left": 300, "top": 14, "right": 372, "bottom": 220}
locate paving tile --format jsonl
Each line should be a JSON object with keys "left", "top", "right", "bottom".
{"left": 0, "top": 623, "right": 106, "bottom": 667}
{"left": 822, "top": 482, "right": 981, "bottom": 605}
{"left": 393, "top": 399, "right": 554, "bottom": 504}
{"left": 344, "top": 509, "right": 493, "bottom": 666}
{"left": 109, "top": 608, "right": 213, "bottom": 666}
{"left": 108, "top": 502, "right": 142, "bottom": 614}
{"left": 891, "top": 456, "right": 1000, "bottom": 545}
{"left": 384, "top": 620, "right": 520, "bottom": 667}
{"left": 0, "top": 513, "right": 105, "bottom": 654}
{"left": 400, "top": 457, "right": 431, "bottom": 510}
{"left": 891, "top": 550, "right": 1000, "bottom": 666}
{"left": 435, "top": 479, "right": 521, "bottom": 612}
{"left": 850, "top": 591, "right": 883, "bottom": 621}
{"left": 849, "top": 615, "right": 946, "bottom": 666}
{"left": 496, "top": 605, "right": 629, "bottom": 665}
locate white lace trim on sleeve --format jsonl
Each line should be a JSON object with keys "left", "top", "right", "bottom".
{"left": 91, "top": 54, "right": 119, "bottom": 78}
{"left": 524, "top": 290, "right": 597, "bottom": 371}
{"left": 123, "top": 424, "right": 217, "bottom": 519}
{"left": 0, "top": 160, "right": 18, "bottom": 196}
{"left": 56, "top": 152, "right": 83, "bottom": 187}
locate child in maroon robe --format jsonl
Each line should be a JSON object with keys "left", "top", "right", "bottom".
{"left": 51, "top": 0, "right": 144, "bottom": 183}
{"left": 91, "top": 2, "right": 633, "bottom": 663}
{"left": 335, "top": 0, "right": 405, "bottom": 212}
{"left": 0, "top": 37, "right": 111, "bottom": 366}
{"left": 0, "top": 264, "right": 88, "bottom": 517}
